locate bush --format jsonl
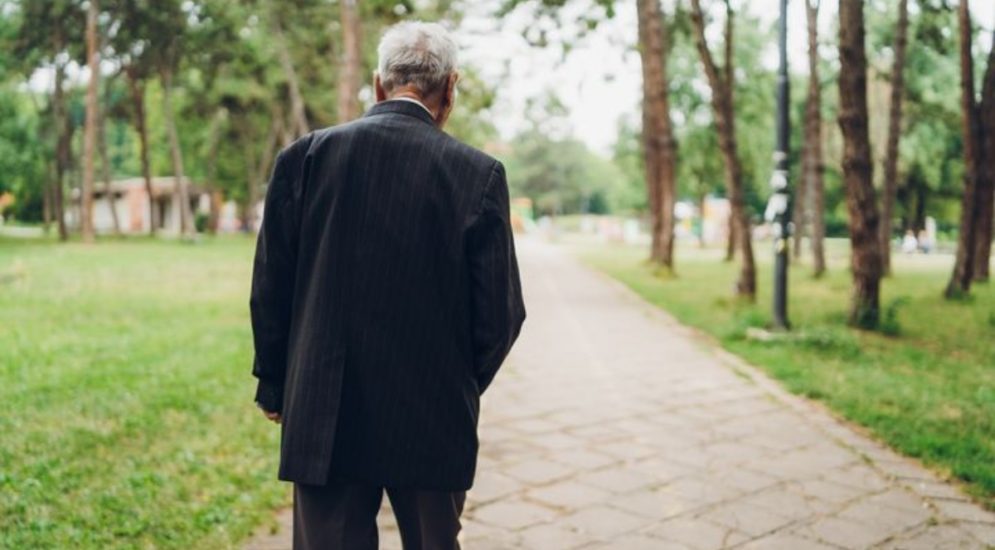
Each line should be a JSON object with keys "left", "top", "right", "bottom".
{"left": 879, "top": 296, "right": 910, "bottom": 337}
{"left": 194, "top": 212, "right": 210, "bottom": 233}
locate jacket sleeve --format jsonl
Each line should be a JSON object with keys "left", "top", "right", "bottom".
{"left": 466, "top": 161, "right": 526, "bottom": 394}
{"left": 249, "top": 142, "right": 306, "bottom": 413}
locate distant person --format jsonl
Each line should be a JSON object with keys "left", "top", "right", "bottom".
{"left": 902, "top": 230, "right": 919, "bottom": 254}
{"left": 249, "top": 21, "right": 526, "bottom": 550}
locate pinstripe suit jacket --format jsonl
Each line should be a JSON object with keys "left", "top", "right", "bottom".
{"left": 250, "top": 100, "right": 526, "bottom": 490}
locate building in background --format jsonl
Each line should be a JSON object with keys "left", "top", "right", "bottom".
{"left": 67, "top": 178, "right": 212, "bottom": 235}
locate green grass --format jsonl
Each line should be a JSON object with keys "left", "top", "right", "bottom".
{"left": 576, "top": 238, "right": 995, "bottom": 510}
{"left": 0, "top": 237, "right": 286, "bottom": 549}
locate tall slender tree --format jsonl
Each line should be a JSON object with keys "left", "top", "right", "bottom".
{"left": 338, "top": 0, "right": 363, "bottom": 123}
{"left": 14, "top": 1, "right": 84, "bottom": 240}
{"left": 271, "top": 1, "right": 310, "bottom": 137}
{"left": 688, "top": 0, "right": 756, "bottom": 299}
{"left": 81, "top": 0, "right": 99, "bottom": 242}
{"left": 637, "top": 0, "right": 677, "bottom": 271}
{"left": 804, "top": 0, "right": 827, "bottom": 277}
{"left": 792, "top": 138, "right": 807, "bottom": 259}
{"left": 838, "top": 0, "right": 883, "bottom": 327}
{"left": 946, "top": 0, "right": 983, "bottom": 297}
{"left": 109, "top": 0, "right": 157, "bottom": 234}
{"left": 98, "top": 74, "right": 121, "bottom": 236}
{"left": 149, "top": 1, "right": 194, "bottom": 236}
{"left": 52, "top": 50, "right": 70, "bottom": 241}
{"left": 880, "top": 0, "right": 909, "bottom": 275}
{"left": 972, "top": 30, "right": 995, "bottom": 282}
{"left": 161, "top": 65, "right": 194, "bottom": 236}
{"left": 124, "top": 65, "right": 156, "bottom": 234}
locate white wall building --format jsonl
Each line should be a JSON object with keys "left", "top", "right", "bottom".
{"left": 67, "top": 177, "right": 210, "bottom": 235}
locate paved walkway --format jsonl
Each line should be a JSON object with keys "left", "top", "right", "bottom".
{"left": 246, "top": 237, "right": 995, "bottom": 549}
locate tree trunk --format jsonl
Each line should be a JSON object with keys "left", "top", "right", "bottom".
{"left": 126, "top": 67, "right": 156, "bottom": 235}
{"left": 725, "top": 211, "right": 736, "bottom": 261}
{"left": 81, "top": 0, "right": 99, "bottom": 242}
{"left": 338, "top": 0, "right": 363, "bottom": 123}
{"left": 946, "top": 0, "right": 982, "bottom": 297}
{"left": 160, "top": 67, "right": 194, "bottom": 237}
{"left": 880, "top": 0, "right": 909, "bottom": 276}
{"left": 908, "top": 180, "right": 927, "bottom": 234}
{"left": 838, "top": 0, "right": 883, "bottom": 327}
{"left": 98, "top": 99, "right": 121, "bottom": 236}
{"left": 52, "top": 58, "right": 69, "bottom": 241}
{"left": 204, "top": 108, "right": 226, "bottom": 234}
{"left": 689, "top": 0, "right": 756, "bottom": 299}
{"left": 97, "top": 35, "right": 120, "bottom": 236}
{"left": 806, "top": 0, "right": 827, "bottom": 277}
{"left": 242, "top": 114, "right": 282, "bottom": 233}
{"left": 637, "top": 0, "right": 678, "bottom": 271}
{"left": 972, "top": 31, "right": 995, "bottom": 282}
{"left": 273, "top": 9, "right": 309, "bottom": 136}
{"left": 792, "top": 142, "right": 807, "bottom": 260}
{"left": 698, "top": 193, "right": 707, "bottom": 248}
{"left": 43, "top": 163, "right": 53, "bottom": 233}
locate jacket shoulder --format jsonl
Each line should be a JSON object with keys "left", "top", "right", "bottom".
{"left": 436, "top": 132, "right": 499, "bottom": 171}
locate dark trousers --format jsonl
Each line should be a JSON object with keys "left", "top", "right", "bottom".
{"left": 293, "top": 482, "right": 466, "bottom": 550}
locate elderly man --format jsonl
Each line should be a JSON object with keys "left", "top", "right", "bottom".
{"left": 249, "top": 21, "right": 525, "bottom": 550}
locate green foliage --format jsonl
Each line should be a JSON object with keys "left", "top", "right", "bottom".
{"left": 610, "top": 117, "right": 649, "bottom": 214}
{"left": 0, "top": 85, "right": 46, "bottom": 220}
{"left": 504, "top": 95, "right": 627, "bottom": 216}
{"left": 446, "top": 67, "right": 500, "bottom": 150}
{"left": 880, "top": 296, "right": 910, "bottom": 337}
{"left": 0, "top": 0, "right": 494, "bottom": 222}
{"left": 580, "top": 240, "right": 995, "bottom": 509}
{"left": 505, "top": 128, "right": 624, "bottom": 216}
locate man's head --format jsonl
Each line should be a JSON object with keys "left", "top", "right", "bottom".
{"left": 375, "top": 21, "right": 459, "bottom": 128}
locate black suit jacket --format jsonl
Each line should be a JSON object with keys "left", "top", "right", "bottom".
{"left": 250, "top": 100, "right": 526, "bottom": 490}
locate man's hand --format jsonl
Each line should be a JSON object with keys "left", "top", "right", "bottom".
{"left": 260, "top": 409, "right": 281, "bottom": 424}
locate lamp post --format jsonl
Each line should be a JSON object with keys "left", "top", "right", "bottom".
{"left": 767, "top": 0, "right": 791, "bottom": 330}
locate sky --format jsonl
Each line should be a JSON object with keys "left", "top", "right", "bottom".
{"left": 455, "top": 0, "right": 995, "bottom": 156}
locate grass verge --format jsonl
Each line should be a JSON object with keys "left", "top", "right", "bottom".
{"left": 0, "top": 236, "right": 285, "bottom": 549}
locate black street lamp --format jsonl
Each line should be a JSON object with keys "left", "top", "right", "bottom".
{"left": 766, "top": 0, "right": 792, "bottom": 330}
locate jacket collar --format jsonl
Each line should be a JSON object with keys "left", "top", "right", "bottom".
{"left": 364, "top": 99, "right": 438, "bottom": 127}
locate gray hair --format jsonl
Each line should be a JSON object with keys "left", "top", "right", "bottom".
{"left": 377, "top": 21, "right": 458, "bottom": 96}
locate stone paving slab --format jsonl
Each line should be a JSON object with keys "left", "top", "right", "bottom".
{"left": 245, "top": 238, "right": 995, "bottom": 549}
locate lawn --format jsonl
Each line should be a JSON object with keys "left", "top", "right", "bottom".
{"left": 576, "top": 237, "right": 995, "bottom": 510}
{"left": 0, "top": 236, "right": 285, "bottom": 549}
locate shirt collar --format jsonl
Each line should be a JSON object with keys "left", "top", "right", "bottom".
{"left": 363, "top": 99, "right": 438, "bottom": 127}
{"left": 387, "top": 97, "right": 435, "bottom": 118}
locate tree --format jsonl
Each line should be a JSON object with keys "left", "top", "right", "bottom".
{"left": 52, "top": 55, "right": 70, "bottom": 241}
{"left": 13, "top": 0, "right": 85, "bottom": 240}
{"left": 97, "top": 71, "right": 122, "bottom": 236}
{"left": 338, "top": 0, "right": 363, "bottom": 122}
{"left": 945, "top": 0, "right": 984, "bottom": 297}
{"left": 148, "top": 0, "right": 194, "bottom": 237}
{"left": 803, "top": 0, "right": 827, "bottom": 277}
{"left": 637, "top": 0, "right": 677, "bottom": 271}
{"left": 838, "top": 0, "right": 883, "bottom": 328}
{"left": 81, "top": 0, "right": 99, "bottom": 242}
{"left": 880, "top": 0, "right": 909, "bottom": 275}
{"left": 973, "top": 30, "right": 995, "bottom": 282}
{"left": 269, "top": 0, "right": 311, "bottom": 136}
{"left": 110, "top": 0, "right": 160, "bottom": 235}
{"left": 688, "top": 0, "right": 756, "bottom": 299}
